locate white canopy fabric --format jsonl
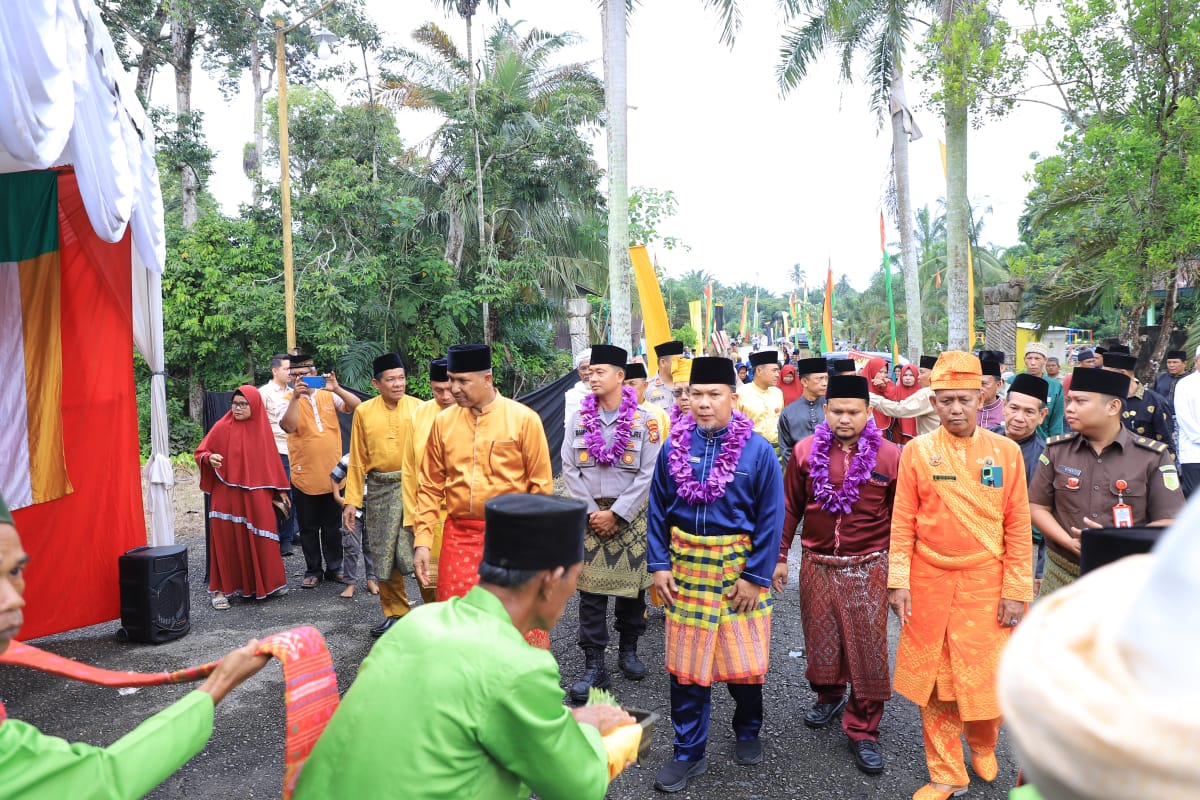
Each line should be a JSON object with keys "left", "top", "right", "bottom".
{"left": 0, "top": 0, "right": 174, "bottom": 545}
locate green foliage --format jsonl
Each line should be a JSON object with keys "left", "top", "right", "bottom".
{"left": 672, "top": 324, "right": 699, "bottom": 350}
{"left": 629, "top": 187, "right": 687, "bottom": 251}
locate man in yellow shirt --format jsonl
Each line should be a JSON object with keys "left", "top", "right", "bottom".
{"left": 401, "top": 357, "right": 457, "bottom": 599}
{"left": 413, "top": 344, "right": 554, "bottom": 644}
{"left": 738, "top": 350, "right": 784, "bottom": 448}
{"left": 341, "top": 353, "right": 423, "bottom": 637}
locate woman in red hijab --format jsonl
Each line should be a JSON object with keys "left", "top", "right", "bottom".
{"left": 195, "top": 385, "right": 291, "bottom": 608}
{"left": 778, "top": 364, "right": 803, "bottom": 406}
{"left": 862, "top": 357, "right": 896, "bottom": 435}
{"left": 886, "top": 363, "right": 922, "bottom": 443}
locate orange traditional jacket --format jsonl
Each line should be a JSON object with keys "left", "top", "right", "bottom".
{"left": 889, "top": 426, "right": 1034, "bottom": 603}
{"left": 402, "top": 398, "right": 452, "bottom": 528}
{"left": 414, "top": 395, "right": 553, "bottom": 549}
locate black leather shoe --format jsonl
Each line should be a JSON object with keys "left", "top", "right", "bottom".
{"left": 370, "top": 617, "right": 400, "bottom": 638}
{"left": 653, "top": 757, "right": 707, "bottom": 793}
{"left": 848, "top": 738, "right": 884, "bottom": 774}
{"left": 734, "top": 738, "right": 763, "bottom": 765}
{"left": 803, "top": 695, "right": 849, "bottom": 728}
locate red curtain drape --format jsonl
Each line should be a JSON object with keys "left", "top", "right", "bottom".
{"left": 11, "top": 170, "right": 145, "bottom": 639}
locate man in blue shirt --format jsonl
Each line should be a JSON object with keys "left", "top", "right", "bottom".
{"left": 647, "top": 357, "right": 785, "bottom": 793}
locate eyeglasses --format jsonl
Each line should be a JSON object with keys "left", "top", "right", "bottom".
{"left": 671, "top": 389, "right": 686, "bottom": 397}
{"left": 230, "top": 401, "right": 251, "bottom": 408}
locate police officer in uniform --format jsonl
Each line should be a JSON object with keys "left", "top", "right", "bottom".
{"left": 1029, "top": 367, "right": 1184, "bottom": 597}
{"left": 646, "top": 340, "right": 684, "bottom": 411}
{"left": 561, "top": 343, "right": 664, "bottom": 702}
{"left": 1102, "top": 351, "right": 1175, "bottom": 450}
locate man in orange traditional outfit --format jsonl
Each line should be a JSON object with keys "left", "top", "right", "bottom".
{"left": 413, "top": 343, "right": 554, "bottom": 647}
{"left": 888, "top": 351, "right": 1034, "bottom": 800}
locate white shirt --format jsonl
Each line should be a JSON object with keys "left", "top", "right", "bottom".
{"left": 259, "top": 380, "right": 292, "bottom": 455}
{"left": 563, "top": 380, "right": 590, "bottom": 433}
{"left": 1173, "top": 371, "right": 1200, "bottom": 464}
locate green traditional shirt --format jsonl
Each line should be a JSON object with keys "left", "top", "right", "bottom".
{"left": 0, "top": 689, "right": 213, "bottom": 800}
{"left": 294, "top": 586, "right": 609, "bottom": 800}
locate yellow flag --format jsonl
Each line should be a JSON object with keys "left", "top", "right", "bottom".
{"left": 689, "top": 300, "right": 703, "bottom": 346}
{"left": 630, "top": 245, "right": 671, "bottom": 356}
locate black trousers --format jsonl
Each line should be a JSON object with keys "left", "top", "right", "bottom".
{"left": 293, "top": 488, "right": 344, "bottom": 579}
{"left": 577, "top": 590, "right": 647, "bottom": 648}
{"left": 1181, "top": 462, "right": 1200, "bottom": 498}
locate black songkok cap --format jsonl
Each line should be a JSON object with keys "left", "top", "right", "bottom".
{"left": 290, "top": 353, "right": 313, "bottom": 365}
{"left": 833, "top": 359, "right": 857, "bottom": 373}
{"left": 1104, "top": 353, "right": 1138, "bottom": 372}
{"left": 589, "top": 344, "right": 628, "bottom": 369}
{"left": 1107, "top": 344, "right": 1131, "bottom": 355}
{"left": 1094, "top": 346, "right": 1107, "bottom": 355}
{"left": 447, "top": 344, "right": 492, "bottom": 373}
{"left": 688, "top": 357, "right": 737, "bottom": 386}
{"left": 623, "top": 362, "right": 648, "bottom": 381}
{"left": 978, "top": 349, "right": 1006, "bottom": 364}
{"left": 981, "top": 360, "right": 1003, "bottom": 378}
{"left": 655, "top": 340, "right": 685, "bottom": 359}
{"left": 1167, "top": 349, "right": 1187, "bottom": 361}
{"left": 795, "top": 357, "right": 827, "bottom": 376}
{"left": 482, "top": 494, "right": 587, "bottom": 570}
{"left": 825, "top": 375, "right": 869, "bottom": 402}
{"left": 373, "top": 352, "right": 405, "bottom": 377}
{"left": 429, "top": 358, "right": 449, "bottom": 383}
{"left": 1009, "top": 373, "right": 1049, "bottom": 404}
{"left": 1069, "top": 367, "right": 1130, "bottom": 398}
{"left": 919, "top": 355, "right": 938, "bottom": 370}
{"left": 748, "top": 350, "right": 778, "bottom": 368}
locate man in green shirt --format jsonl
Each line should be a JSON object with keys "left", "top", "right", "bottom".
{"left": 0, "top": 493, "right": 270, "bottom": 800}
{"left": 295, "top": 493, "right": 635, "bottom": 800}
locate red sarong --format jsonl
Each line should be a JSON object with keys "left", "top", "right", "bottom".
{"left": 799, "top": 548, "right": 892, "bottom": 701}
{"left": 0, "top": 626, "right": 336, "bottom": 799}
{"left": 439, "top": 517, "right": 550, "bottom": 649}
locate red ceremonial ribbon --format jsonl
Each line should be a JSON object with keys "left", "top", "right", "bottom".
{"left": 0, "top": 625, "right": 337, "bottom": 799}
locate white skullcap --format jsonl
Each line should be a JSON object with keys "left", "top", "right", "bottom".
{"left": 999, "top": 494, "right": 1200, "bottom": 799}
{"left": 574, "top": 348, "right": 592, "bottom": 368}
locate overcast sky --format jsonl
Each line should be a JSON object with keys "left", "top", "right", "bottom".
{"left": 176, "top": 1, "right": 1067, "bottom": 295}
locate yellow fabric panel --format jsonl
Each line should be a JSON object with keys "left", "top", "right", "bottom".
{"left": 20, "top": 251, "right": 71, "bottom": 504}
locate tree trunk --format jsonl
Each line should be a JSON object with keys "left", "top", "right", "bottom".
{"left": 1122, "top": 301, "right": 1147, "bottom": 351}
{"left": 361, "top": 43, "right": 378, "bottom": 184}
{"left": 172, "top": 18, "right": 199, "bottom": 230}
{"left": 1145, "top": 267, "right": 1179, "bottom": 382}
{"left": 891, "top": 71, "right": 923, "bottom": 361}
{"left": 604, "top": 1, "right": 632, "bottom": 352}
{"left": 134, "top": 3, "right": 167, "bottom": 104}
{"left": 463, "top": 13, "right": 491, "bottom": 343}
{"left": 250, "top": 34, "right": 265, "bottom": 207}
{"left": 943, "top": 98, "right": 970, "bottom": 350}
{"left": 188, "top": 369, "right": 204, "bottom": 427}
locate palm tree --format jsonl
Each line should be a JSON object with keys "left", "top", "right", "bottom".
{"left": 776, "top": 0, "right": 924, "bottom": 361}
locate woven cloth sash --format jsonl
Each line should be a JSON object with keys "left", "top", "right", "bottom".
{"left": 912, "top": 430, "right": 1005, "bottom": 561}
{"left": 0, "top": 626, "right": 337, "bottom": 799}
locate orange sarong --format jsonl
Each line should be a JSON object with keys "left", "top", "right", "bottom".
{"left": 439, "top": 516, "right": 550, "bottom": 650}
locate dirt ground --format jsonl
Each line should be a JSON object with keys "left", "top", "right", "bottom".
{"left": 0, "top": 473, "right": 1021, "bottom": 799}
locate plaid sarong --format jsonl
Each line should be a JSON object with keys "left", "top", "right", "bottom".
{"left": 664, "top": 527, "right": 772, "bottom": 686}
{"left": 364, "top": 470, "right": 413, "bottom": 576}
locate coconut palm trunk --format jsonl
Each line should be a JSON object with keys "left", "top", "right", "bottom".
{"left": 891, "top": 69, "right": 923, "bottom": 360}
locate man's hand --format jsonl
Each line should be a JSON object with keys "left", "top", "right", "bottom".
{"left": 888, "top": 588, "right": 912, "bottom": 626}
{"left": 725, "top": 578, "right": 764, "bottom": 614}
{"left": 208, "top": 453, "right": 224, "bottom": 470}
{"left": 322, "top": 372, "right": 340, "bottom": 393}
{"left": 771, "top": 562, "right": 789, "bottom": 593}
{"left": 589, "top": 510, "right": 618, "bottom": 536}
{"left": 292, "top": 381, "right": 312, "bottom": 399}
{"left": 572, "top": 704, "right": 635, "bottom": 736}
{"left": 414, "top": 546, "right": 431, "bottom": 587}
{"left": 1066, "top": 516, "right": 1102, "bottom": 557}
{"left": 652, "top": 570, "right": 677, "bottom": 608}
{"left": 997, "top": 598, "right": 1026, "bottom": 628}
{"left": 276, "top": 492, "right": 291, "bottom": 512}
{"left": 342, "top": 505, "right": 357, "bottom": 532}
{"left": 198, "top": 639, "right": 270, "bottom": 706}
{"left": 871, "top": 372, "right": 888, "bottom": 388}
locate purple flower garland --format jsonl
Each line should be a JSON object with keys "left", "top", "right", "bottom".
{"left": 579, "top": 385, "right": 639, "bottom": 465}
{"left": 668, "top": 410, "right": 754, "bottom": 505}
{"left": 808, "top": 418, "right": 883, "bottom": 515}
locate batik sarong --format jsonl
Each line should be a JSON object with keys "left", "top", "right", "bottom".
{"left": 799, "top": 548, "right": 891, "bottom": 702}
{"left": 1039, "top": 549, "right": 1079, "bottom": 597}
{"left": 440, "top": 516, "right": 549, "bottom": 649}
{"left": 364, "top": 470, "right": 413, "bottom": 575}
{"left": 578, "top": 498, "right": 653, "bottom": 598}
{"left": 664, "top": 528, "right": 772, "bottom": 686}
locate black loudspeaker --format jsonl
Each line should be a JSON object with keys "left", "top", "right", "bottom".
{"left": 117, "top": 545, "right": 191, "bottom": 644}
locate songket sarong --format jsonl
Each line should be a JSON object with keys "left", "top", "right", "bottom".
{"left": 578, "top": 498, "right": 653, "bottom": 598}
{"left": 799, "top": 549, "right": 891, "bottom": 702}
{"left": 440, "top": 516, "right": 549, "bottom": 649}
{"left": 364, "top": 470, "right": 413, "bottom": 576}
{"left": 1039, "top": 549, "right": 1079, "bottom": 597}
{"left": 665, "top": 528, "right": 772, "bottom": 686}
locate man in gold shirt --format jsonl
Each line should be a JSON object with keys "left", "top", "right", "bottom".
{"left": 888, "top": 351, "right": 1034, "bottom": 800}
{"left": 341, "top": 353, "right": 423, "bottom": 637}
{"left": 414, "top": 344, "right": 554, "bottom": 645}
{"left": 400, "top": 357, "right": 457, "bottom": 601}
{"left": 737, "top": 350, "right": 784, "bottom": 448}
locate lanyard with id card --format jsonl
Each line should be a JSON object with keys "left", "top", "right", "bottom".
{"left": 1112, "top": 480, "right": 1133, "bottom": 528}
{"left": 981, "top": 458, "right": 1003, "bottom": 488}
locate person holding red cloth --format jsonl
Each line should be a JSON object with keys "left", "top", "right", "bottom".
{"left": 886, "top": 363, "right": 923, "bottom": 443}
{"left": 195, "top": 385, "right": 292, "bottom": 607}
{"left": 774, "top": 375, "right": 901, "bottom": 775}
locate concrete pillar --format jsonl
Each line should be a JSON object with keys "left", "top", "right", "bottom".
{"left": 565, "top": 298, "right": 591, "bottom": 360}
{"left": 983, "top": 279, "right": 1025, "bottom": 367}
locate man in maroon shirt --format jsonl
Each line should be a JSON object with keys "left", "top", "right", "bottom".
{"left": 773, "top": 375, "right": 902, "bottom": 775}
